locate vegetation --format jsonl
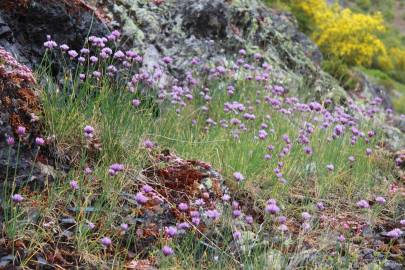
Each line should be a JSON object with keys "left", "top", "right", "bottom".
{"left": 1, "top": 33, "right": 404, "bottom": 268}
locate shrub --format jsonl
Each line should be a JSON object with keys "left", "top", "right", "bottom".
{"left": 294, "top": 0, "right": 387, "bottom": 67}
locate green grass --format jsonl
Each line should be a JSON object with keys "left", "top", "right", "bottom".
{"left": 1, "top": 48, "right": 402, "bottom": 268}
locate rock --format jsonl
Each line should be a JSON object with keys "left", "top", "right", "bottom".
{"left": 0, "top": 48, "right": 53, "bottom": 194}
{"left": 383, "top": 260, "right": 403, "bottom": 270}
{"left": 97, "top": 0, "right": 344, "bottom": 98}
{"left": 0, "top": 0, "right": 109, "bottom": 67}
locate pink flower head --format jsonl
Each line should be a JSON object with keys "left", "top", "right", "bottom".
{"left": 143, "top": 139, "right": 154, "bottom": 149}
{"left": 165, "top": 226, "right": 177, "bottom": 237}
{"left": 35, "top": 137, "right": 45, "bottom": 146}
{"left": 70, "top": 180, "right": 79, "bottom": 190}
{"left": 17, "top": 126, "right": 26, "bottom": 137}
{"left": 233, "top": 172, "right": 244, "bottom": 182}
{"left": 162, "top": 245, "right": 174, "bottom": 256}
{"left": 265, "top": 203, "right": 280, "bottom": 215}
{"left": 301, "top": 212, "right": 311, "bottom": 221}
{"left": 6, "top": 136, "right": 15, "bottom": 146}
{"left": 326, "top": 164, "right": 334, "bottom": 171}
{"left": 101, "top": 237, "right": 112, "bottom": 247}
{"left": 375, "top": 196, "right": 386, "bottom": 204}
{"left": 120, "top": 223, "right": 129, "bottom": 231}
{"left": 11, "top": 194, "right": 24, "bottom": 203}
{"left": 338, "top": 234, "right": 345, "bottom": 242}
{"left": 132, "top": 99, "right": 141, "bottom": 107}
{"left": 135, "top": 192, "right": 148, "bottom": 205}
{"left": 233, "top": 231, "right": 242, "bottom": 240}
{"left": 68, "top": 50, "right": 78, "bottom": 58}
{"left": 178, "top": 203, "right": 188, "bottom": 211}
{"left": 356, "top": 199, "right": 370, "bottom": 209}
{"left": 386, "top": 228, "right": 403, "bottom": 238}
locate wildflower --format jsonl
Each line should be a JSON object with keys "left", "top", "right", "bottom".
{"left": 278, "top": 224, "right": 288, "bottom": 232}
{"left": 348, "top": 156, "right": 355, "bottom": 162}
{"left": 44, "top": 40, "right": 57, "bottom": 49}
{"left": 60, "top": 44, "right": 69, "bottom": 51}
{"left": 356, "top": 200, "right": 370, "bottom": 209}
{"left": 17, "top": 126, "right": 26, "bottom": 137}
{"left": 101, "top": 237, "right": 112, "bottom": 247}
{"left": 70, "top": 180, "right": 79, "bottom": 190}
{"left": 233, "top": 209, "right": 241, "bottom": 218}
{"left": 246, "top": 215, "right": 253, "bottom": 224}
{"left": 87, "top": 222, "right": 95, "bottom": 230}
{"left": 222, "top": 194, "right": 231, "bottom": 201}
{"left": 132, "top": 99, "right": 141, "bottom": 107}
{"left": 90, "top": 56, "right": 98, "bottom": 63}
{"left": 192, "top": 217, "right": 201, "bottom": 225}
{"left": 178, "top": 203, "right": 188, "bottom": 211}
{"left": 143, "top": 139, "right": 154, "bottom": 149}
{"left": 92, "top": 71, "right": 101, "bottom": 78}
{"left": 386, "top": 228, "right": 403, "bottom": 239}
{"left": 120, "top": 223, "right": 129, "bottom": 231}
{"left": 232, "top": 201, "right": 239, "bottom": 209}
{"left": 233, "top": 172, "right": 244, "bottom": 182}
{"left": 265, "top": 203, "right": 280, "bottom": 215}
{"left": 84, "top": 167, "right": 92, "bottom": 175}
{"left": 83, "top": 125, "right": 94, "bottom": 139}
{"left": 277, "top": 216, "right": 287, "bottom": 224}
{"left": 6, "top": 136, "right": 15, "bottom": 146}
{"left": 135, "top": 192, "right": 148, "bottom": 204}
{"left": 302, "top": 212, "right": 311, "bottom": 221}
{"left": 400, "top": 220, "right": 405, "bottom": 226}
{"left": 35, "top": 137, "right": 45, "bottom": 146}
{"left": 142, "top": 184, "right": 153, "bottom": 193}
{"left": 233, "top": 231, "right": 242, "bottom": 240}
{"left": 326, "top": 164, "right": 334, "bottom": 171}
{"left": 79, "top": 74, "right": 86, "bottom": 80}
{"left": 304, "top": 146, "right": 313, "bottom": 155}
{"left": 80, "top": 48, "right": 90, "bottom": 54}
{"left": 375, "top": 196, "right": 386, "bottom": 204}
{"left": 366, "top": 148, "right": 372, "bottom": 156}
{"left": 206, "top": 209, "right": 221, "bottom": 220}
{"left": 68, "top": 50, "right": 78, "bottom": 58}
{"left": 11, "top": 194, "right": 24, "bottom": 203}
{"left": 162, "top": 56, "right": 173, "bottom": 64}
{"left": 302, "top": 222, "right": 311, "bottom": 230}
{"left": 316, "top": 202, "right": 325, "bottom": 211}
{"left": 165, "top": 226, "right": 177, "bottom": 237}
{"left": 338, "top": 234, "right": 345, "bottom": 242}
{"left": 195, "top": 198, "right": 205, "bottom": 206}
{"left": 162, "top": 245, "right": 174, "bottom": 256}
{"left": 113, "top": 50, "right": 125, "bottom": 59}
{"left": 239, "top": 49, "right": 246, "bottom": 55}
{"left": 177, "top": 222, "right": 191, "bottom": 230}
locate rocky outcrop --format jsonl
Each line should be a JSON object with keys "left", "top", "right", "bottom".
{"left": 0, "top": 48, "right": 54, "bottom": 190}
{"left": 0, "top": 0, "right": 109, "bottom": 66}
{"left": 97, "top": 0, "right": 343, "bottom": 98}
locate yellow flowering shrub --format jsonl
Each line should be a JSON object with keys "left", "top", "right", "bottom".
{"left": 294, "top": 0, "right": 387, "bottom": 66}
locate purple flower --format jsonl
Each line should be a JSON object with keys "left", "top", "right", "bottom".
{"left": 6, "top": 136, "right": 15, "bottom": 146}
{"left": 101, "top": 237, "right": 112, "bottom": 247}
{"left": 239, "top": 49, "right": 246, "bottom": 55}
{"left": 70, "top": 180, "right": 79, "bottom": 190}
{"left": 178, "top": 203, "right": 188, "bottom": 211}
{"left": 142, "top": 184, "right": 153, "bottom": 193}
{"left": 60, "top": 44, "right": 69, "bottom": 51}
{"left": 222, "top": 194, "right": 231, "bottom": 201}
{"left": 90, "top": 56, "right": 98, "bottom": 63}
{"left": 348, "top": 156, "right": 355, "bottom": 162}
{"left": 68, "top": 50, "right": 78, "bottom": 58}
{"left": 265, "top": 203, "right": 280, "bottom": 215}
{"left": 232, "top": 209, "right": 241, "bottom": 218}
{"left": 120, "top": 223, "right": 129, "bottom": 231}
{"left": 356, "top": 200, "right": 370, "bottom": 209}
{"left": 92, "top": 71, "right": 101, "bottom": 78}
{"left": 135, "top": 192, "right": 148, "bottom": 205}
{"left": 84, "top": 167, "right": 93, "bottom": 175}
{"left": 143, "top": 139, "right": 154, "bottom": 149}
{"left": 277, "top": 216, "right": 287, "bottom": 224}
{"left": 44, "top": 40, "right": 57, "bottom": 49}
{"left": 35, "top": 137, "right": 45, "bottom": 146}
{"left": 233, "top": 231, "right": 242, "bottom": 240}
{"left": 162, "top": 56, "right": 173, "bottom": 64}
{"left": 316, "top": 202, "right": 325, "bottom": 211}
{"left": 366, "top": 148, "right": 372, "bottom": 156}
{"left": 113, "top": 50, "right": 125, "bottom": 59}
{"left": 206, "top": 209, "right": 221, "bottom": 220}
{"left": 79, "top": 74, "right": 86, "bottom": 80}
{"left": 132, "top": 99, "right": 141, "bottom": 107}
{"left": 338, "top": 234, "right": 345, "bottom": 242}
{"left": 326, "top": 164, "right": 334, "bottom": 171}
{"left": 17, "top": 126, "right": 26, "bottom": 137}
{"left": 192, "top": 217, "right": 201, "bottom": 225}
{"left": 400, "top": 220, "right": 405, "bottom": 226}
{"left": 375, "top": 196, "right": 386, "bottom": 204}
{"left": 162, "top": 245, "right": 174, "bottom": 256}
{"left": 245, "top": 215, "right": 253, "bottom": 224}
{"left": 87, "top": 222, "right": 95, "bottom": 230}
{"left": 11, "top": 194, "right": 24, "bottom": 203}
{"left": 165, "top": 226, "right": 177, "bottom": 237}
{"left": 233, "top": 172, "right": 244, "bottom": 182}
{"left": 386, "top": 228, "right": 402, "bottom": 238}
{"left": 301, "top": 212, "right": 311, "bottom": 221}
{"left": 83, "top": 125, "right": 94, "bottom": 138}
{"left": 278, "top": 224, "right": 288, "bottom": 232}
